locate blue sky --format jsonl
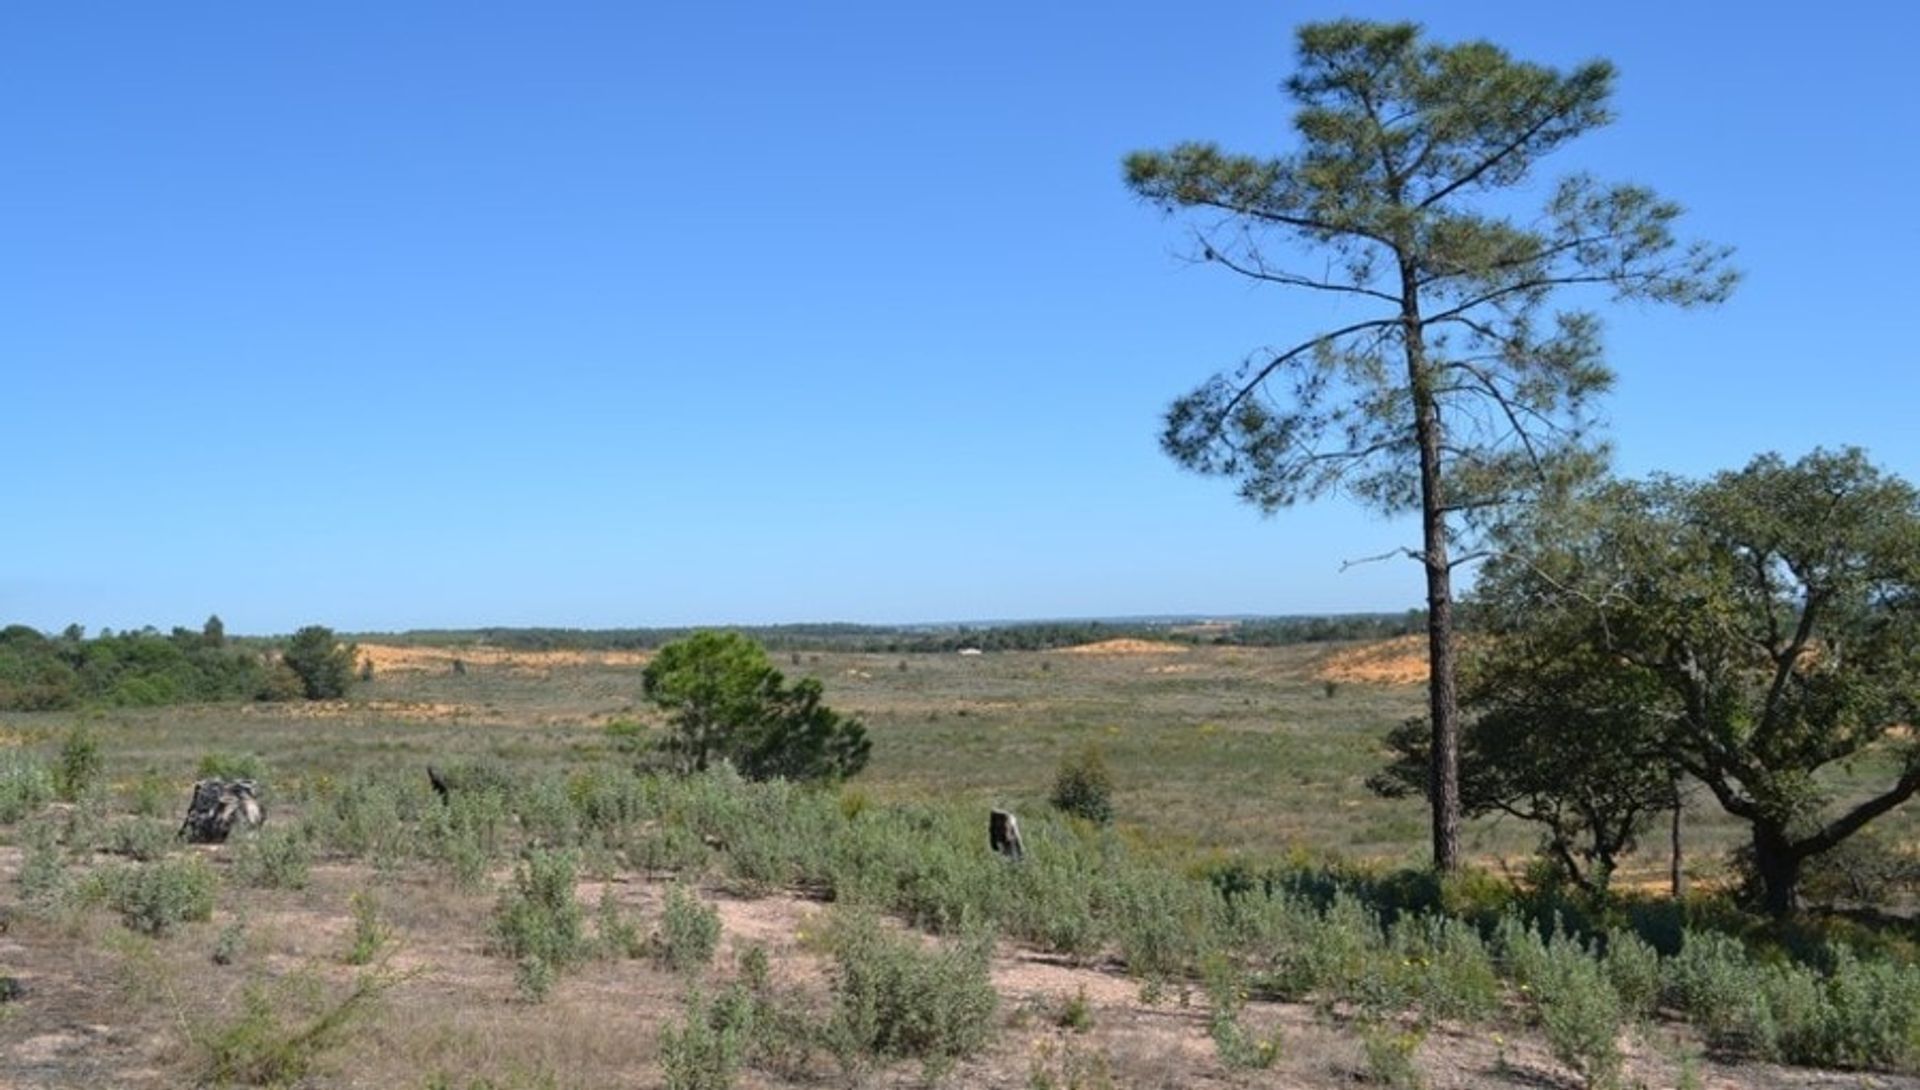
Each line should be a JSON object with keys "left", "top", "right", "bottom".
{"left": 6, "top": 2, "right": 1916, "bottom": 635}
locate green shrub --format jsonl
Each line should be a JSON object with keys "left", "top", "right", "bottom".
{"left": 492, "top": 850, "right": 586, "bottom": 980}
{"left": 18, "top": 823, "right": 71, "bottom": 908}
{"left": 110, "top": 817, "right": 177, "bottom": 862}
{"left": 128, "top": 769, "right": 174, "bottom": 818}
{"left": 659, "top": 985, "right": 754, "bottom": 1090}
{"left": 1391, "top": 913, "right": 1501, "bottom": 1023}
{"left": 198, "top": 751, "right": 270, "bottom": 784}
{"left": 597, "top": 886, "right": 645, "bottom": 959}
{"left": 822, "top": 909, "right": 997, "bottom": 1079}
{"left": 343, "top": 890, "right": 390, "bottom": 966}
{"left": 1201, "top": 953, "right": 1281, "bottom": 1069}
{"left": 1358, "top": 1020, "right": 1425, "bottom": 1088}
{"left": 54, "top": 726, "right": 102, "bottom": 802}
{"left": 0, "top": 752, "right": 56, "bottom": 822}
{"left": 654, "top": 884, "right": 722, "bottom": 974}
{"left": 104, "top": 856, "right": 217, "bottom": 936}
{"left": 1603, "top": 929, "right": 1661, "bottom": 1021}
{"left": 1534, "top": 944, "right": 1624, "bottom": 1089}
{"left": 213, "top": 919, "right": 247, "bottom": 966}
{"left": 197, "top": 970, "right": 393, "bottom": 1086}
{"left": 234, "top": 825, "right": 311, "bottom": 890}
{"left": 1055, "top": 986, "right": 1094, "bottom": 1033}
{"left": 1049, "top": 746, "right": 1114, "bottom": 826}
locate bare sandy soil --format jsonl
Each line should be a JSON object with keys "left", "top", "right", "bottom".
{"left": 356, "top": 644, "right": 655, "bottom": 676}
{"left": 1053, "top": 639, "right": 1191, "bottom": 656}
{"left": 1317, "top": 635, "right": 1430, "bottom": 685}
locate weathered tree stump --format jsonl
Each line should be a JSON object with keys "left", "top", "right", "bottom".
{"left": 989, "top": 809, "right": 1024, "bottom": 861}
{"left": 178, "top": 779, "right": 264, "bottom": 843}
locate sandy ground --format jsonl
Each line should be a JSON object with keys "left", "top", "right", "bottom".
{"left": 355, "top": 643, "right": 654, "bottom": 676}
{"left": 1053, "top": 639, "right": 1190, "bottom": 656}
{"left": 1317, "top": 635, "right": 1430, "bottom": 685}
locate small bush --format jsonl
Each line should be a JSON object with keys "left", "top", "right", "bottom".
{"left": 1049, "top": 746, "right": 1114, "bottom": 826}
{"left": 213, "top": 919, "right": 247, "bottom": 966}
{"left": 104, "top": 856, "right": 217, "bottom": 936}
{"left": 1603, "top": 929, "right": 1661, "bottom": 1021}
{"left": 197, "top": 970, "right": 394, "bottom": 1086}
{"left": 1535, "top": 946, "right": 1624, "bottom": 1089}
{"left": 1056, "top": 986, "right": 1094, "bottom": 1033}
{"left": 597, "top": 886, "right": 645, "bottom": 959}
{"left": 18, "top": 824, "right": 71, "bottom": 908}
{"left": 1358, "top": 1021, "right": 1425, "bottom": 1088}
{"left": 492, "top": 850, "right": 586, "bottom": 985}
{"left": 343, "top": 890, "right": 390, "bottom": 966}
{"left": 660, "top": 985, "right": 754, "bottom": 1090}
{"left": 654, "top": 884, "right": 722, "bottom": 974}
{"left": 128, "top": 770, "right": 174, "bottom": 818}
{"left": 0, "top": 753, "right": 56, "bottom": 822}
{"left": 823, "top": 909, "right": 998, "bottom": 1079}
{"left": 198, "top": 751, "right": 270, "bottom": 785}
{"left": 235, "top": 825, "right": 311, "bottom": 890}
{"left": 54, "top": 726, "right": 102, "bottom": 802}
{"left": 1201, "top": 953, "right": 1281, "bottom": 1069}
{"left": 110, "top": 817, "right": 177, "bottom": 862}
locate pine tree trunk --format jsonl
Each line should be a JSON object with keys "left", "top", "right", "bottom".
{"left": 1402, "top": 258, "right": 1460, "bottom": 873}
{"left": 1422, "top": 479, "right": 1461, "bottom": 872}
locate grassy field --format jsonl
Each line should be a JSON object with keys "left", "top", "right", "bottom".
{"left": 11, "top": 637, "right": 1909, "bottom": 882}
{"left": 3, "top": 638, "right": 1917, "bottom": 1090}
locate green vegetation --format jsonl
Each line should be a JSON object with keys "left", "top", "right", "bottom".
{"left": 281, "top": 625, "right": 357, "bottom": 701}
{"left": 1467, "top": 449, "right": 1920, "bottom": 915}
{"left": 1049, "top": 745, "right": 1115, "bottom": 826}
{"left": 1126, "top": 18, "right": 1735, "bottom": 872}
{"left": 642, "top": 631, "right": 869, "bottom": 782}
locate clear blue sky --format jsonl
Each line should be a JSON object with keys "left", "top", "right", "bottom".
{"left": 6, "top": 2, "right": 1916, "bottom": 635}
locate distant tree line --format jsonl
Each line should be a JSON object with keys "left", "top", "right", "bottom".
{"left": 359, "top": 613, "right": 1425, "bottom": 656}
{"left": 0, "top": 617, "right": 358, "bottom": 710}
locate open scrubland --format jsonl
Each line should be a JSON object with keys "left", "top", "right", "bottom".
{"left": 2, "top": 640, "right": 1917, "bottom": 1088}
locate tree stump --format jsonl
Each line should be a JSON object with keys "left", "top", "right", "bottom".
{"left": 989, "top": 809, "right": 1024, "bottom": 861}
{"left": 178, "top": 779, "right": 264, "bottom": 843}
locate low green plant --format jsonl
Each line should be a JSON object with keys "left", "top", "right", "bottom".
{"left": 492, "top": 850, "right": 586, "bottom": 997}
{"left": 54, "top": 726, "right": 103, "bottom": 802}
{"left": 1055, "top": 985, "right": 1095, "bottom": 1033}
{"left": 596, "top": 886, "right": 645, "bottom": 959}
{"left": 213, "top": 918, "right": 247, "bottom": 966}
{"left": 197, "top": 969, "right": 397, "bottom": 1086}
{"left": 103, "top": 856, "right": 217, "bottom": 936}
{"left": 659, "top": 985, "right": 754, "bottom": 1090}
{"left": 128, "top": 770, "right": 175, "bottom": 818}
{"left": 1358, "top": 1020, "right": 1425, "bottom": 1088}
{"left": 343, "top": 890, "right": 390, "bottom": 966}
{"left": 653, "top": 884, "right": 722, "bottom": 974}
{"left": 235, "top": 825, "right": 311, "bottom": 890}
{"left": 1534, "top": 944, "right": 1624, "bottom": 1089}
{"left": 1201, "top": 953, "right": 1280, "bottom": 1069}
{"left": 0, "top": 753, "right": 56, "bottom": 822}
{"left": 110, "top": 817, "right": 176, "bottom": 862}
{"left": 822, "top": 909, "right": 997, "bottom": 1080}
{"left": 18, "top": 822, "right": 71, "bottom": 908}
{"left": 1049, "top": 746, "right": 1114, "bottom": 826}
{"left": 1027, "top": 1038, "right": 1116, "bottom": 1090}
{"left": 198, "top": 751, "right": 269, "bottom": 784}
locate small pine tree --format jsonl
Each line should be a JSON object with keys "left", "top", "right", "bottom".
{"left": 1050, "top": 745, "right": 1115, "bottom": 825}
